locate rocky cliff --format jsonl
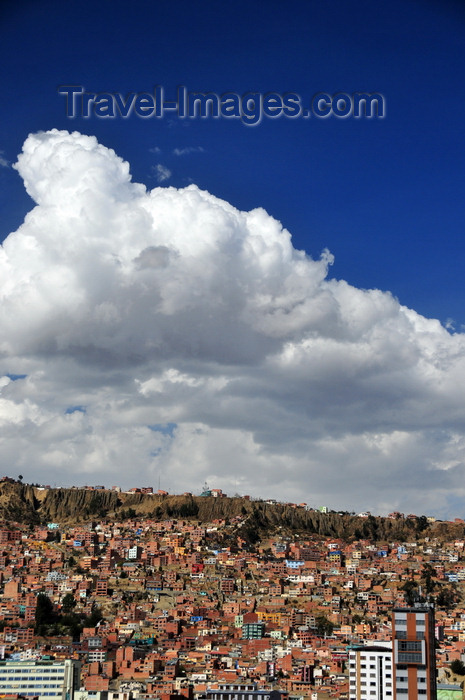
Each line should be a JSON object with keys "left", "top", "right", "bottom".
{"left": 0, "top": 480, "right": 462, "bottom": 543}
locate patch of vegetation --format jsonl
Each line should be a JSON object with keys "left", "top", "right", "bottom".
{"left": 450, "top": 659, "right": 465, "bottom": 675}
{"left": 34, "top": 592, "right": 103, "bottom": 640}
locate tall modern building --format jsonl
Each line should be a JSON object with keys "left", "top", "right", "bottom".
{"left": 348, "top": 644, "right": 393, "bottom": 700}
{"left": 0, "top": 659, "right": 80, "bottom": 700}
{"left": 392, "top": 604, "right": 437, "bottom": 699}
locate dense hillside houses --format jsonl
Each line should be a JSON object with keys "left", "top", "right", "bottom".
{"left": 0, "top": 486, "right": 465, "bottom": 699}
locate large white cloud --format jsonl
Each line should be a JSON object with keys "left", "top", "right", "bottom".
{"left": 1, "top": 128, "right": 465, "bottom": 517}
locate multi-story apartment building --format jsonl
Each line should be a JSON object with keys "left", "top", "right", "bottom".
{"left": 0, "top": 659, "right": 80, "bottom": 700}
{"left": 348, "top": 644, "right": 393, "bottom": 700}
{"left": 392, "top": 604, "right": 437, "bottom": 699}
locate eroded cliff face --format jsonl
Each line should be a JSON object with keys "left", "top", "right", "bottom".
{"left": 0, "top": 482, "right": 40, "bottom": 523}
{"left": 0, "top": 481, "right": 463, "bottom": 543}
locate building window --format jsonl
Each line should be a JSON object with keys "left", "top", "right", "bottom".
{"left": 398, "top": 652, "right": 423, "bottom": 663}
{"left": 399, "top": 640, "right": 422, "bottom": 651}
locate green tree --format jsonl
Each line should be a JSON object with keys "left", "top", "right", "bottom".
{"left": 421, "top": 563, "right": 436, "bottom": 594}
{"left": 450, "top": 659, "right": 465, "bottom": 675}
{"left": 315, "top": 615, "right": 335, "bottom": 637}
{"left": 35, "top": 593, "right": 55, "bottom": 633}
{"left": 400, "top": 579, "right": 418, "bottom": 606}
{"left": 84, "top": 604, "right": 103, "bottom": 628}
{"left": 61, "top": 593, "right": 76, "bottom": 613}
{"left": 436, "top": 586, "right": 459, "bottom": 611}
{"left": 61, "top": 613, "right": 82, "bottom": 640}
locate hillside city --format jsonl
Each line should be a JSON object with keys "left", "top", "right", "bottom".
{"left": 1, "top": 479, "right": 465, "bottom": 699}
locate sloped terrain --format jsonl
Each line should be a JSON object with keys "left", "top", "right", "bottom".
{"left": 0, "top": 481, "right": 463, "bottom": 543}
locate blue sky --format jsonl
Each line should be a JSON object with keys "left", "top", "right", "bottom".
{"left": 2, "top": 0, "right": 465, "bottom": 516}
{"left": 2, "top": 0, "right": 465, "bottom": 324}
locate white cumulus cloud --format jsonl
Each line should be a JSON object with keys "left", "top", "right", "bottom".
{"left": 1, "top": 128, "right": 465, "bottom": 517}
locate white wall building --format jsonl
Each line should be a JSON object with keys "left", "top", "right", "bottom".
{"left": 348, "top": 644, "right": 393, "bottom": 700}
{"left": 0, "top": 659, "right": 80, "bottom": 700}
